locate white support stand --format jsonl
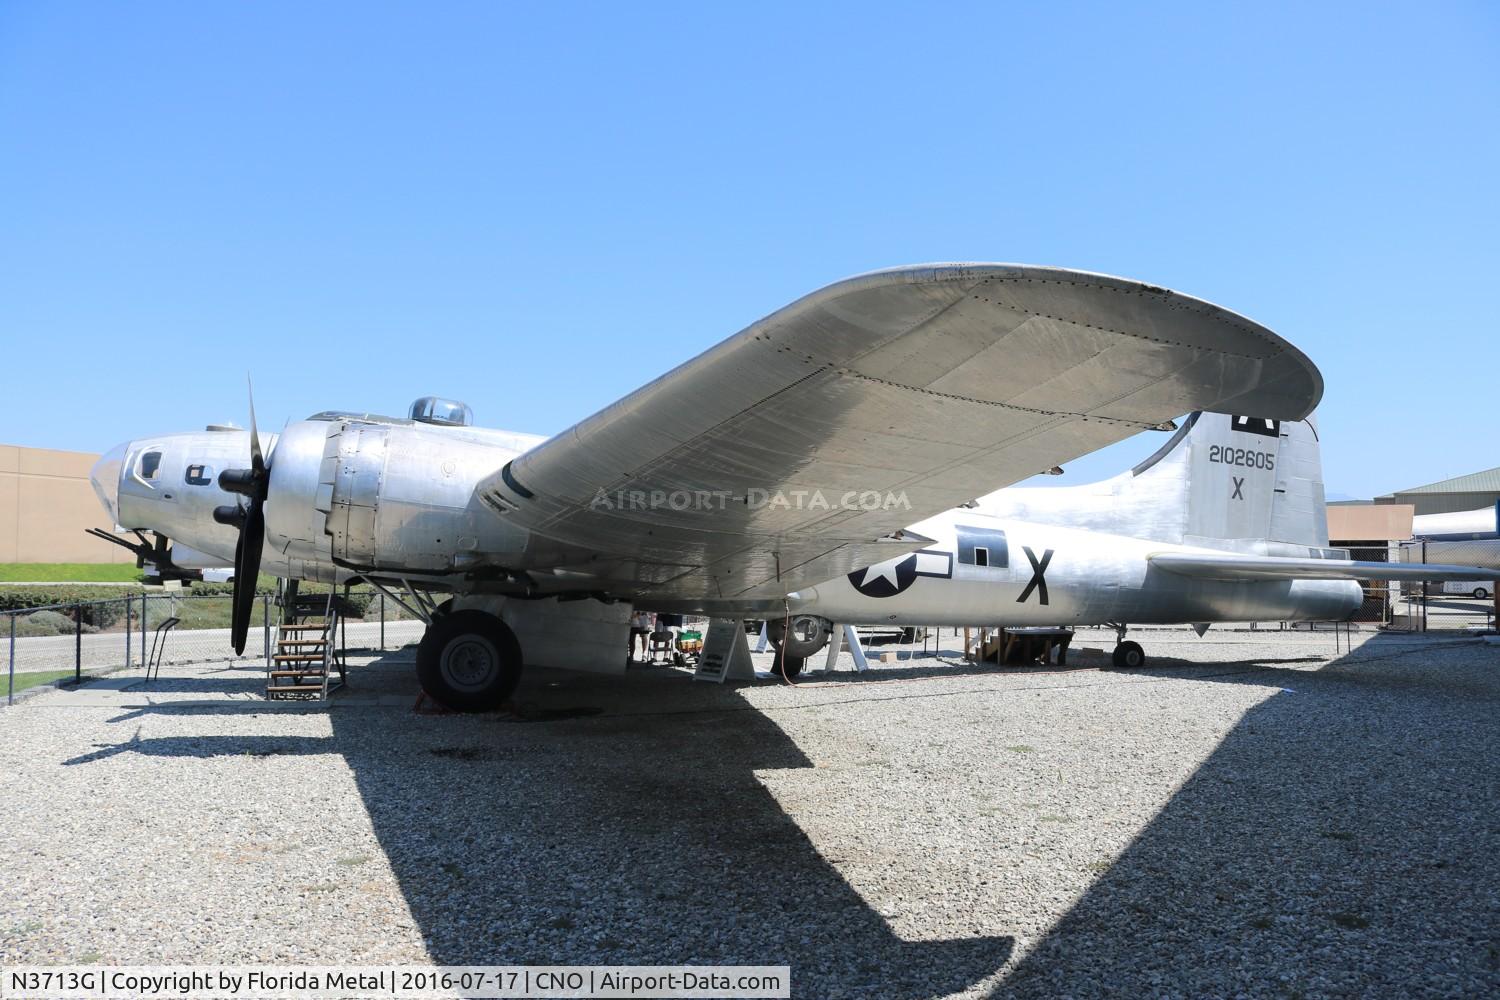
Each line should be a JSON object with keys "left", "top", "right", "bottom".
{"left": 844, "top": 624, "right": 869, "bottom": 673}
{"left": 695, "top": 619, "right": 758, "bottom": 683}
{"left": 754, "top": 621, "right": 769, "bottom": 653}
{"left": 820, "top": 624, "right": 843, "bottom": 673}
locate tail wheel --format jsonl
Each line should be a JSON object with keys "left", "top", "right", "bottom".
{"left": 417, "top": 610, "right": 523, "bottom": 712}
{"left": 1112, "top": 640, "right": 1145, "bottom": 669}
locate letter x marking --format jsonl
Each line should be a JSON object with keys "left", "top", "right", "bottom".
{"left": 1231, "top": 476, "right": 1245, "bottom": 500}
{"left": 1017, "top": 546, "right": 1053, "bottom": 605}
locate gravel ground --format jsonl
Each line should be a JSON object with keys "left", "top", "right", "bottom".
{"left": 1, "top": 626, "right": 1496, "bottom": 998}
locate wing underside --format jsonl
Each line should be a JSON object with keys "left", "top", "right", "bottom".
{"left": 481, "top": 264, "right": 1325, "bottom": 601}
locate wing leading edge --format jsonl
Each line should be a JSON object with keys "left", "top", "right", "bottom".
{"left": 481, "top": 264, "right": 1325, "bottom": 600}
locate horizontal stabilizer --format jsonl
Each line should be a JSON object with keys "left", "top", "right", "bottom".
{"left": 1149, "top": 552, "right": 1499, "bottom": 582}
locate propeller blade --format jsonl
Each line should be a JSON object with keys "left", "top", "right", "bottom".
{"left": 229, "top": 532, "right": 246, "bottom": 652}
{"left": 229, "top": 497, "right": 265, "bottom": 655}
{"left": 247, "top": 376, "right": 264, "bottom": 477}
{"left": 226, "top": 377, "right": 272, "bottom": 655}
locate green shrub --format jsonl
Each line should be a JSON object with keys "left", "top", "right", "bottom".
{"left": 12, "top": 619, "right": 60, "bottom": 637}
{"left": 185, "top": 575, "right": 291, "bottom": 597}
{"left": 76, "top": 600, "right": 124, "bottom": 630}
{"left": 341, "top": 592, "right": 373, "bottom": 618}
{"left": 184, "top": 581, "right": 234, "bottom": 597}
{"left": 3, "top": 581, "right": 380, "bottom": 631}
{"left": 184, "top": 579, "right": 278, "bottom": 597}
{"left": 15, "top": 610, "right": 99, "bottom": 634}
{"left": 0, "top": 586, "right": 147, "bottom": 615}
{"left": 0, "top": 588, "right": 146, "bottom": 631}
{"left": 25, "top": 610, "right": 75, "bottom": 634}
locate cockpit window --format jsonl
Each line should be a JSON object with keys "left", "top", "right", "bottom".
{"left": 185, "top": 463, "right": 213, "bottom": 486}
{"left": 138, "top": 450, "right": 162, "bottom": 481}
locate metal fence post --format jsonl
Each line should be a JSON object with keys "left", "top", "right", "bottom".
{"left": 8, "top": 613, "right": 14, "bottom": 706}
{"left": 380, "top": 596, "right": 385, "bottom": 651}
{"left": 1421, "top": 540, "right": 1429, "bottom": 634}
{"left": 125, "top": 596, "right": 132, "bottom": 669}
{"left": 263, "top": 594, "right": 270, "bottom": 667}
{"left": 74, "top": 602, "right": 82, "bottom": 685}
{"left": 141, "top": 594, "right": 147, "bottom": 666}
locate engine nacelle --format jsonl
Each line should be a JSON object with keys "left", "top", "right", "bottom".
{"left": 264, "top": 417, "right": 529, "bottom": 577}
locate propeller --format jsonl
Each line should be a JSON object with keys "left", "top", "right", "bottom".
{"left": 212, "top": 380, "right": 271, "bottom": 654}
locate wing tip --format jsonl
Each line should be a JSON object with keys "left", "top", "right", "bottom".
{"left": 821, "top": 262, "right": 1323, "bottom": 420}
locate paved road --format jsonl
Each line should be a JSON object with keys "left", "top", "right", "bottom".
{"left": 3, "top": 619, "right": 426, "bottom": 675}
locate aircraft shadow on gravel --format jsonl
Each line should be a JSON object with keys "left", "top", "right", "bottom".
{"left": 993, "top": 632, "right": 1500, "bottom": 997}
{"left": 74, "top": 652, "right": 1014, "bottom": 999}
{"left": 83, "top": 636, "right": 1488, "bottom": 995}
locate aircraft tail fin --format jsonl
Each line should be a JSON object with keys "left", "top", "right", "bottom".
{"left": 1166, "top": 410, "right": 1329, "bottom": 552}
{"left": 985, "top": 411, "right": 1331, "bottom": 555}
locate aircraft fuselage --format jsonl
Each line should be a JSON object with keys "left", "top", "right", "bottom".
{"left": 93, "top": 415, "right": 1363, "bottom": 629}
{"left": 788, "top": 511, "right": 1362, "bottom": 627}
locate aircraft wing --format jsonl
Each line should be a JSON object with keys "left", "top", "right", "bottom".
{"left": 1149, "top": 552, "right": 1499, "bottom": 582}
{"left": 480, "top": 263, "right": 1324, "bottom": 600}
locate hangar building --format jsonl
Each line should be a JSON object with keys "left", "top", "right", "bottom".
{"left": 1375, "top": 467, "right": 1500, "bottom": 516}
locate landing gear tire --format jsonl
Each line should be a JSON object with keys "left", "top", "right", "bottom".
{"left": 774, "top": 654, "right": 807, "bottom": 679}
{"left": 1112, "top": 640, "right": 1145, "bottom": 669}
{"left": 766, "top": 614, "right": 832, "bottom": 662}
{"left": 416, "top": 610, "right": 523, "bottom": 712}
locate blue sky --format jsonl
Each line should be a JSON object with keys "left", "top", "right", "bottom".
{"left": 1, "top": 2, "right": 1495, "bottom": 499}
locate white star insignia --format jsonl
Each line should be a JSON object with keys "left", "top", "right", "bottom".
{"left": 860, "top": 559, "right": 904, "bottom": 590}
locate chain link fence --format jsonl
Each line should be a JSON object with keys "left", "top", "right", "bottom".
{"left": 1338, "top": 543, "right": 1405, "bottom": 628}
{"left": 1330, "top": 541, "right": 1497, "bottom": 632}
{"left": 1395, "top": 538, "right": 1500, "bottom": 632}
{"left": 2, "top": 592, "right": 427, "bottom": 706}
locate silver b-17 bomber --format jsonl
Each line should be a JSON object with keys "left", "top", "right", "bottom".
{"left": 88, "top": 264, "right": 1497, "bottom": 709}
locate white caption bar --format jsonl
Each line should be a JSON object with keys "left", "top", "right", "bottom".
{"left": 1, "top": 966, "right": 791, "bottom": 999}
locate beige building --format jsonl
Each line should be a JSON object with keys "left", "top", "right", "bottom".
{"left": 0, "top": 444, "right": 133, "bottom": 563}
{"left": 1327, "top": 503, "right": 1415, "bottom": 546}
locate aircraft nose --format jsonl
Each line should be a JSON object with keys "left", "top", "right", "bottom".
{"left": 90, "top": 441, "right": 128, "bottom": 526}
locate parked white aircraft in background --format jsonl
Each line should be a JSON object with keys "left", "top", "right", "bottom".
{"left": 87, "top": 264, "right": 1497, "bottom": 709}
{"left": 1412, "top": 504, "right": 1500, "bottom": 541}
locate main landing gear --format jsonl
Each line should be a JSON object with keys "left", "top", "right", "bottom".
{"left": 765, "top": 614, "right": 833, "bottom": 679}
{"left": 1109, "top": 624, "right": 1146, "bottom": 669}
{"left": 416, "top": 609, "right": 524, "bottom": 712}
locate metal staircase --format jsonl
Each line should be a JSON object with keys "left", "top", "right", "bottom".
{"left": 266, "top": 589, "right": 347, "bottom": 701}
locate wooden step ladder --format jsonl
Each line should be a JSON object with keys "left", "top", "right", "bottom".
{"left": 266, "top": 590, "right": 346, "bottom": 701}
